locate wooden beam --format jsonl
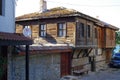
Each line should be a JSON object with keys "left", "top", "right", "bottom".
{"left": 77, "top": 49, "right": 83, "bottom": 58}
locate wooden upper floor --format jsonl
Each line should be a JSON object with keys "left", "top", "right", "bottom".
{"left": 16, "top": 7, "right": 119, "bottom": 48}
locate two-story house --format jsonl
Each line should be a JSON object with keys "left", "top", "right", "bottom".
{"left": 15, "top": 0, "right": 118, "bottom": 80}
{"left": 0, "top": 0, "right": 32, "bottom": 80}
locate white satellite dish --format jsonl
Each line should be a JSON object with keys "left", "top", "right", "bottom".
{"left": 23, "top": 26, "right": 31, "bottom": 37}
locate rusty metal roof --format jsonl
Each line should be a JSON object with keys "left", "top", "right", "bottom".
{"left": 0, "top": 32, "right": 33, "bottom": 45}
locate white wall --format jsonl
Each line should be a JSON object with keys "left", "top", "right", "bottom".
{"left": 0, "top": 0, "right": 15, "bottom": 33}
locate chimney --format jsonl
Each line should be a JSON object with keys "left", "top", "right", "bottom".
{"left": 40, "top": 0, "right": 47, "bottom": 12}
{"left": 96, "top": 16, "right": 99, "bottom": 19}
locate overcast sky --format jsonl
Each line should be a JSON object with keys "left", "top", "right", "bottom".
{"left": 16, "top": 0, "right": 120, "bottom": 28}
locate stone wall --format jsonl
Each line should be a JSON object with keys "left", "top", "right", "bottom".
{"left": 8, "top": 53, "right": 61, "bottom": 80}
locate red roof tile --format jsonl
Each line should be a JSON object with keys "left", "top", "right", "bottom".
{"left": 18, "top": 45, "right": 72, "bottom": 55}
{"left": 0, "top": 32, "right": 33, "bottom": 45}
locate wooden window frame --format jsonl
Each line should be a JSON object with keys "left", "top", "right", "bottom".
{"left": 87, "top": 25, "right": 91, "bottom": 38}
{"left": 39, "top": 24, "right": 46, "bottom": 37}
{"left": 95, "top": 28, "right": 97, "bottom": 38}
{"left": 80, "top": 23, "right": 85, "bottom": 38}
{"left": 57, "top": 23, "right": 66, "bottom": 37}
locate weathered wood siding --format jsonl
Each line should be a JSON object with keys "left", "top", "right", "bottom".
{"left": 16, "top": 17, "right": 116, "bottom": 48}
{"left": 15, "top": 24, "right": 23, "bottom": 34}
{"left": 97, "top": 26, "right": 103, "bottom": 48}
{"left": 105, "top": 28, "right": 116, "bottom": 48}
{"left": 16, "top": 18, "right": 76, "bottom": 45}
{"left": 76, "top": 18, "right": 95, "bottom": 48}
{"left": 76, "top": 18, "right": 86, "bottom": 46}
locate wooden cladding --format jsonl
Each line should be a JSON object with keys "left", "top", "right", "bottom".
{"left": 16, "top": 17, "right": 116, "bottom": 48}
{"left": 105, "top": 28, "right": 116, "bottom": 48}
{"left": 16, "top": 21, "right": 75, "bottom": 44}
{"left": 96, "top": 26, "right": 116, "bottom": 48}
{"left": 76, "top": 19, "right": 94, "bottom": 47}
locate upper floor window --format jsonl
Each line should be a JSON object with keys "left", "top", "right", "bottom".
{"left": 39, "top": 24, "right": 46, "bottom": 37}
{"left": 0, "top": 0, "right": 5, "bottom": 16}
{"left": 87, "top": 25, "right": 91, "bottom": 38}
{"left": 95, "top": 28, "right": 97, "bottom": 38}
{"left": 58, "top": 23, "right": 66, "bottom": 37}
{"left": 80, "top": 23, "right": 84, "bottom": 37}
{"left": 0, "top": 0, "right": 2, "bottom": 15}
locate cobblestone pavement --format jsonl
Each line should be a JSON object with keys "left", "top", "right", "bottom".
{"left": 78, "top": 68, "right": 120, "bottom": 80}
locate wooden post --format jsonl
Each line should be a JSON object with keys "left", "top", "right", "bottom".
{"left": 25, "top": 45, "right": 29, "bottom": 80}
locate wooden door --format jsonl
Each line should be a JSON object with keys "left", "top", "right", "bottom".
{"left": 61, "top": 52, "right": 71, "bottom": 77}
{"left": 106, "top": 49, "right": 111, "bottom": 63}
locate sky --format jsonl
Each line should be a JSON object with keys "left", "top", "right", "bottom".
{"left": 16, "top": 0, "right": 120, "bottom": 28}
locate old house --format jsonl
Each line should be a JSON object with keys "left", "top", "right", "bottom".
{"left": 94, "top": 21, "right": 118, "bottom": 70}
{"left": 0, "top": 0, "right": 32, "bottom": 80}
{"left": 15, "top": 0, "right": 118, "bottom": 80}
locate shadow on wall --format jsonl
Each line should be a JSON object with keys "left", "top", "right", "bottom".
{"left": 34, "top": 33, "right": 57, "bottom": 44}
{"left": 45, "top": 33, "right": 57, "bottom": 44}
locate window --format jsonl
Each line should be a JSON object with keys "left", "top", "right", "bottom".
{"left": 0, "top": 0, "right": 5, "bottom": 16}
{"left": 80, "top": 23, "right": 84, "bottom": 37}
{"left": 95, "top": 28, "right": 97, "bottom": 38}
{"left": 87, "top": 25, "right": 91, "bottom": 38}
{"left": 39, "top": 24, "right": 46, "bottom": 37}
{"left": 0, "top": 0, "right": 2, "bottom": 15}
{"left": 58, "top": 23, "right": 66, "bottom": 37}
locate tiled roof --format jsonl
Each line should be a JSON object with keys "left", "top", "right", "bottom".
{"left": 0, "top": 32, "right": 33, "bottom": 45}
{"left": 17, "top": 45, "right": 72, "bottom": 55}
{"left": 95, "top": 21, "right": 119, "bottom": 30}
{"left": 16, "top": 7, "right": 97, "bottom": 22}
{"left": 16, "top": 7, "right": 119, "bottom": 30}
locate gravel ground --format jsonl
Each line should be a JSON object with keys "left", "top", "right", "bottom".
{"left": 78, "top": 68, "right": 120, "bottom": 80}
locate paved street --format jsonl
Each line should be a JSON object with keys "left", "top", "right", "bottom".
{"left": 78, "top": 68, "right": 120, "bottom": 80}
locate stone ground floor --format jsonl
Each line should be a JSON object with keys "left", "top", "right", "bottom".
{"left": 78, "top": 67, "right": 120, "bottom": 80}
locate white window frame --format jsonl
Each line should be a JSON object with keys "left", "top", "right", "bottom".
{"left": 40, "top": 24, "right": 46, "bottom": 37}
{"left": 58, "top": 23, "right": 66, "bottom": 37}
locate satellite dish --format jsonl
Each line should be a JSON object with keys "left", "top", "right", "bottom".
{"left": 23, "top": 26, "right": 31, "bottom": 37}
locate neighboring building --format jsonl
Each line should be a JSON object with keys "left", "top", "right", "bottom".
{"left": 0, "top": 0, "right": 15, "bottom": 33}
{"left": 0, "top": 0, "right": 32, "bottom": 80}
{"left": 15, "top": 0, "right": 119, "bottom": 80}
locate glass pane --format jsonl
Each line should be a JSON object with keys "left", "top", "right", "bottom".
{"left": 63, "top": 30, "right": 66, "bottom": 36}
{"left": 41, "top": 31, "right": 44, "bottom": 36}
{"left": 41, "top": 24, "right": 46, "bottom": 30}
{"left": 87, "top": 25, "right": 90, "bottom": 37}
{"left": 63, "top": 24, "right": 66, "bottom": 29}
{"left": 43, "top": 31, "right": 46, "bottom": 36}
{"left": 43, "top": 25, "right": 46, "bottom": 30}
{"left": 41, "top": 25, "right": 44, "bottom": 30}
{"left": 59, "top": 24, "right": 63, "bottom": 29}
{"left": 59, "top": 30, "right": 63, "bottom": 36}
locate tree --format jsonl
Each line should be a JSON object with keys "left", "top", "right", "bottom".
{"left": 116, "top": 31, "right": 120, "bottom": 44}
